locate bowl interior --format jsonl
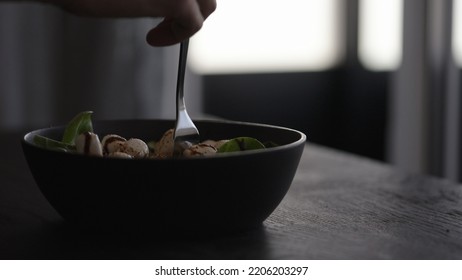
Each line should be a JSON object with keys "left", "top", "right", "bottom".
{"left": 24, "top": 119, "right": 305, "bottom": 157}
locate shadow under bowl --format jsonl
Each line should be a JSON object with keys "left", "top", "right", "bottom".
{"left": 22, "top": 119, "right": 306, "bottom": 236}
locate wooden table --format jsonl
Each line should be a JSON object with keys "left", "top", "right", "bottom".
{"left": 1, "top": 130, "right": 462, "bottom": 259}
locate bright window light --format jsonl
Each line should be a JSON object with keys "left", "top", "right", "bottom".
{"left": 189, "top": 0, "right": 343, "bottom": 74}
{"left": 358, "top": 0, "right": 403, "bottom": 71}
{"left": 454, "top": 0, "right": 462, "bottom": 67}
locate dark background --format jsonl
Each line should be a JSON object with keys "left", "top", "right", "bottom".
{"left": 202, "top": 1, "right": 390, "bottom": 161}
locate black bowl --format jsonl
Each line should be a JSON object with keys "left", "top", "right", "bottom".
{"left": 22, "top": 119, "right": 306, "bottom": 235}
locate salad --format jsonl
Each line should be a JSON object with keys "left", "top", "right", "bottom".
{"left": 33, "top": 111, "right": 277, "bottom": 159}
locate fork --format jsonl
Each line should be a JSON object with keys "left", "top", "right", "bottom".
{"left": 173, "top": 39, "right": 200, "bottom": 156}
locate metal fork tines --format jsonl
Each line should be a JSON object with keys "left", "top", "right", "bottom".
{"left": 173, "top": 39, "right": 200, "bottom": 156}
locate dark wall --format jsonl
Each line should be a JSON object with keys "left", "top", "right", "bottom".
{"left": 202, "top": 68, "right": 389, "bottom": 161}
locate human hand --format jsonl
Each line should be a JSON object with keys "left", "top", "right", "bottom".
{"left": 145, "top": 0, "right": 217, "bottom": 46}
{"left": 43, "top": 0, "right": 217, "bottom": 46}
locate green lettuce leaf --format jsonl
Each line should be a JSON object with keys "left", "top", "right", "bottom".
{"left": 61, "top": 111, "right": 94, "bottom": 145}
{"left": 217, "top": 137, "right": 266, "bottom": 153}
{"left": 33, "top": 134, "right": 75, "bottom": 152}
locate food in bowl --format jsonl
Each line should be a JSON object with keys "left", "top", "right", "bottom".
{"left": 22, "top": 114, "right": 306, "bottom": 235}
{"left": 33, "top": 111, "right": 277, "bottom": 159}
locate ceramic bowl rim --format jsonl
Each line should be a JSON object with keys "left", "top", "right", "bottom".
{"left": 22, "top": 118, "right": 307, "bottom": 161}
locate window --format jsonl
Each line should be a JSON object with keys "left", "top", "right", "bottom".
{"left": 358, "top": 0, "right": 403, "bottom": 70}
{"left": 454, "top": 0, "right": 462, "bottom": 66}
{"left": 189, "top": 0, "right": 344, "bottom": 74}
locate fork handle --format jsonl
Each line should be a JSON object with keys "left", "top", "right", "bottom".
{"left": 176, "top": 39, "right": 189, "bottom": 113}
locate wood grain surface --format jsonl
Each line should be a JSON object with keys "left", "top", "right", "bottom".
{"left": 1, "top": 131, "right": 462, "bottom": 259}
